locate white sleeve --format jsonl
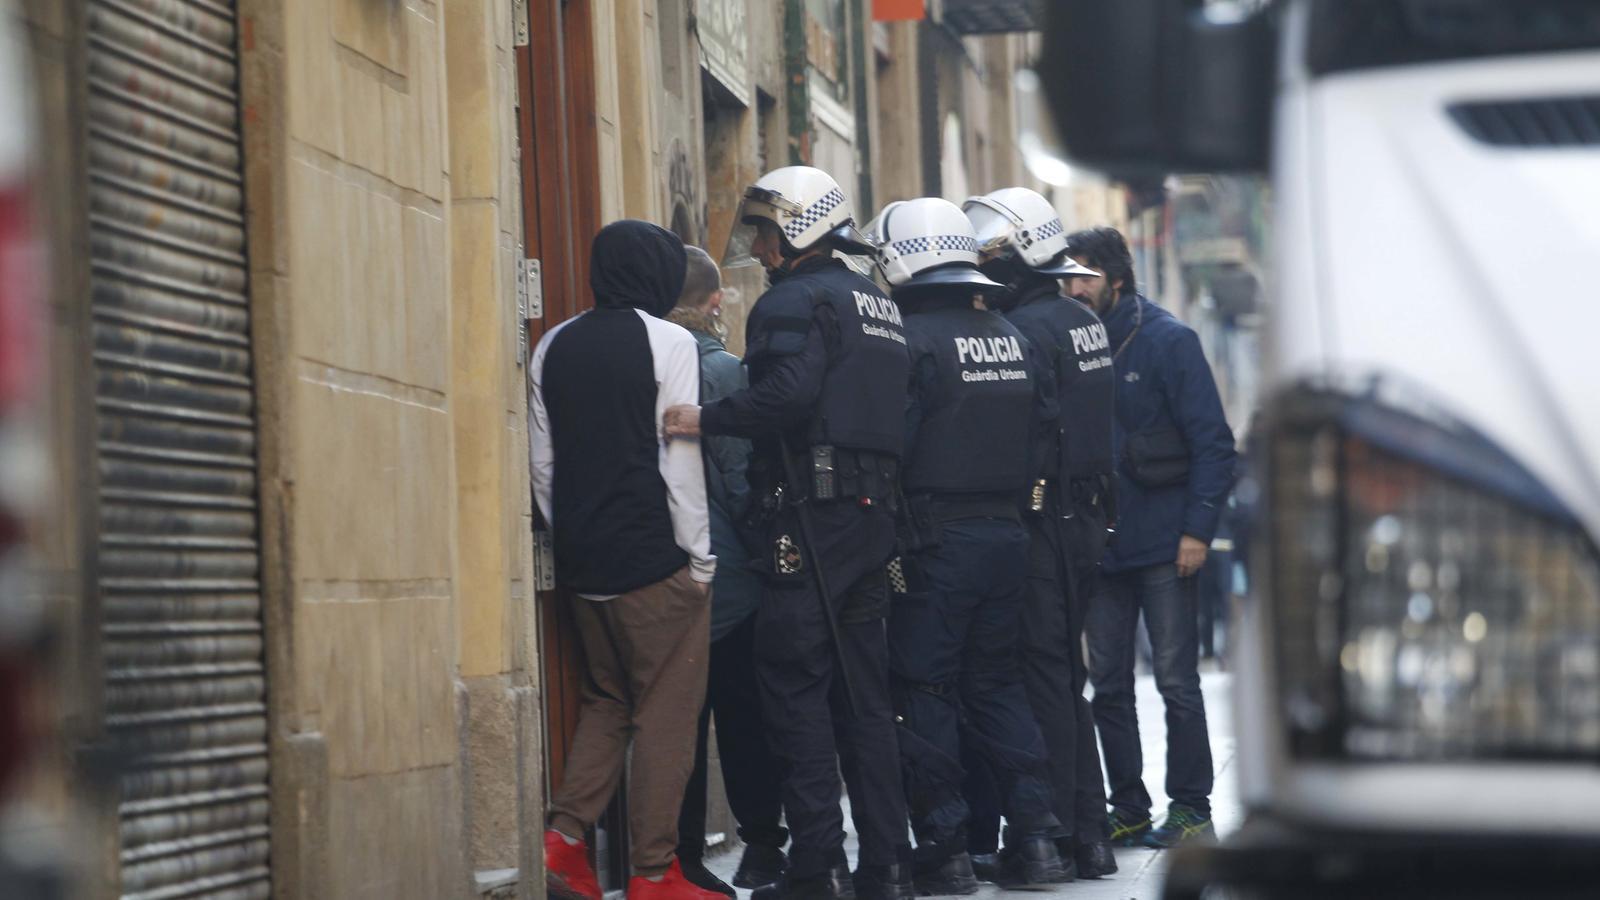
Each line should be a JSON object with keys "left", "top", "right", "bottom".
{"left": 528, "top": 327, "right": 560, "bottom": 527}
{"left": 648, "top": 315, "right": 716, "bottom": 583}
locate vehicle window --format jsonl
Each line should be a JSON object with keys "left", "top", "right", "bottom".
{"left": 1309, "top": 0, "right": 1600, "bottom": 75}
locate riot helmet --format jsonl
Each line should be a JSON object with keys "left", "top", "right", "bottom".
{"left": 962, "top": 187, "right": 1098, "bottom": 278}
{"left": 863, "top": 197, "right": 1004, "bottom": 299}
{"left": 724, "top": 166, "right": 874, "bottom": 271}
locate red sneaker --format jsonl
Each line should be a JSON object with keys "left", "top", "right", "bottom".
{"left": 545, "top": 829, "right": 602, "bottom": 900}
{"left": 627, "top": 859, "right": 728, "bottom": 900}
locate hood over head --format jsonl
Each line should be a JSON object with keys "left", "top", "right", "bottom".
{"left": 590, "top": 220, "right": 688, "bottom": 317}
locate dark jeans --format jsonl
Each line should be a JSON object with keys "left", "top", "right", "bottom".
{"left": 967, "top": 504, "right": 1110, "bottom": 850}
{"left": 755, "top": 561, "right": 909, "bottom": 878}
{"left": 890, "top": 517, "right": 1058, "bottom": 858}
{"left": 678, "top": 613, "right": 788, "bottom": 862}
{"left": 1086, "top": 563, "right": 1213, "bottom": 818}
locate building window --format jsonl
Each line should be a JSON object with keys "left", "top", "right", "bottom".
{"left": 660, "top": 0, "right": 684, "bottom": 97}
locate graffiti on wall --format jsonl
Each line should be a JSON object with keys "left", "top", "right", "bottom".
{"left": 668, "top": 138, "right": 705, "bottom": 247}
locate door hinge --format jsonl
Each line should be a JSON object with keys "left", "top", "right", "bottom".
{"left": 533, "top": 529, "right": 556, "bottom": 592}
{"left": 524, "top": 257, "right": 543, "bottom": 321}
{"left": 513, "top": 0, "right": 530, "bottom": 47}
{"left": 516, "top": 255, "right": 541, "bottom": 367}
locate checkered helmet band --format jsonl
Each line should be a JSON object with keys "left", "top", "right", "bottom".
{"left": 890, "top": 234, "right": 979, "bottom": 256}
{"left": 783, "top": 187, "right": 847, "bottom": 241}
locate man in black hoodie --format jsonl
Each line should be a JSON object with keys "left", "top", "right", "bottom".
{"left": 530, "top": 220, "right": 722, "bottom": 900}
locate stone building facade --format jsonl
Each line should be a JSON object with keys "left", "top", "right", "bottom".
{"left": 14, "top": 0, "right": 538, "bottom": 896}
{"left": 7, "top": 1, "right": 1126, "bottom": 898}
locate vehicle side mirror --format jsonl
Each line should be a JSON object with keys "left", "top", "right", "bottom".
{"left": 1040, "top": 0, "right": 1276, "bottom": 176}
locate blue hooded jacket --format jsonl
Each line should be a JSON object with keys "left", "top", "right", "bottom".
{"left": 1101, "top": 293, "right": 1237, "bottom": 573}
{"left": 667, "top": 311, "right": 763, "bottom": 642}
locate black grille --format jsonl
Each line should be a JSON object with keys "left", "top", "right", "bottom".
{"left": 1448, "top": 95, "right": 1600, "bottom": 147}
{"left": 942, "top": 0, "right": 1042, "bottom": 34}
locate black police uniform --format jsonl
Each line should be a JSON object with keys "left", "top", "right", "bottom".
{"left": 889, "top": 287, "right": 1062, "bottom": 871}
{"left": 968, "top": 276, "right": 1115, "bottom": 854}
{"left": 700, "top": 255, "right": 912, "bottom": 888}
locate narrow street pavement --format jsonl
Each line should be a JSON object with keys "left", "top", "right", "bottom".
{"left": 707, "top": 671, "right": 1239, "bottom": 900}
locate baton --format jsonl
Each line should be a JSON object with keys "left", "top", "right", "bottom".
{"left": 778, "top": 436, "right": 860, "bottom": 716}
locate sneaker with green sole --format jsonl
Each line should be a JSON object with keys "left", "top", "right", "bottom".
{"left": 1106, "top": 809, "right": 1152, "bottom": 847}
{"left": 1142, "top": 805, "right": 1215, "bottom": 849}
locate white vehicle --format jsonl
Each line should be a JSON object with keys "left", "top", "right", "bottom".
{"left": 1044, "top": 1, "right": 1600, "bottom": 896}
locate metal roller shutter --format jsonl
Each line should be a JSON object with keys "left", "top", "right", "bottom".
{"left": 85, "top": 0, "right": 270, "bottom": 897}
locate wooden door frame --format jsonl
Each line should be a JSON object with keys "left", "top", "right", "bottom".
{"left": 518, "top": 0, "right": 626, "bottom": 886}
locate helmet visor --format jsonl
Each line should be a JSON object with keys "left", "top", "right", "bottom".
{"left": 827, "top": 222, "right": 877, "bottom": 257}
{"left": 861, "top": 202, "right": 901, "bottom": 285}
{"left": 742, "top": 185, "right": 804, "bottom": 218}
{"left": 963, "top": 197, "right": 1021, "bottom": 259}
{"left": 840, "top": 253, "right": 876, "bottom": 280}
{"left": 861, "top": 202, "right": 900, "bottom": 249}
{"left": 723, "top": 186, "right": 806, "bottom": 269}
{"left": 721, "top": 220, "right": 760, "bottom": 269}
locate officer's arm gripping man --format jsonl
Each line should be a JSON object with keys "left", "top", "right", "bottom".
{"left": 699, "top": 290, "right": 836, "bottom": 439}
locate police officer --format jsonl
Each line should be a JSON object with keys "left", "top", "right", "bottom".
{"left": 865, "top": 198, "right": 1068, "bottom": 893}
{"left": 962, "top": 188, "right": 1118, "bottom": 879}
{"left": 664, "top": 166, "right": 912, "bottom": 900}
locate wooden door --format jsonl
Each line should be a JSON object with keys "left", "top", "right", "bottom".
{"left": 516, "top": 0, "right": 630, "bottom": 890}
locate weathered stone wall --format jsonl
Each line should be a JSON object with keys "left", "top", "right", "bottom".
{"left": 237, "top": 0, "right": 536, "bottom": 896}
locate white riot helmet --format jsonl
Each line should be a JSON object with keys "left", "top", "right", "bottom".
{"left": 962, "top": 187, "right": 1098, "bottom": 277}
{"left": 863, "top": 197, "right": 1004, "bottom": 294}
{"left": 724, "top": 165, "right": 873, "bottom": 267}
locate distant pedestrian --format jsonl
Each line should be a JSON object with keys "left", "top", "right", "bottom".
{"left": 530, "top": 220, "right": 722, "bottom": 900}
{"left": 1065, "top": 227, "right": 1237, "bottom": 850}
{"left": 668, "top": 248, "right": 790, "bottom": 896}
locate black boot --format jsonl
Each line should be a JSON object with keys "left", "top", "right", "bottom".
{"left": 967, "top": 853, "right": 1000, "bottom": 884}
{"left": 1070, "top": 839, "right": 1117, "bottom": 879}
{"left": 853, "top": 862, "right": 914, "bottom": 900}
{"left": 753, "top": 864, "right": 856, "bottom": 900}
{"left": 995, "top": 837, "right": 1073, "bottom": 891}
{"left": 734, "top": 843, "right": 789, "bottom": 890}
{"left": 912, "top": 852, "right": 979, "bottom": 897}
{"left": 679, "top": 856, "right": 737, "bottom": 897}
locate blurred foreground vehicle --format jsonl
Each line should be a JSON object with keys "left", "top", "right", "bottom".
{"left": 1045, "top": 1, "right": 1600, "bottom": 897}
{"left": 0, "top": 2, "right": 63, "bottom": 897}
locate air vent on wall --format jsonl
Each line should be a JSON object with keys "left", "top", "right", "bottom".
{"left": 1448, "top": 95, "right": 1600, "bottom": 147}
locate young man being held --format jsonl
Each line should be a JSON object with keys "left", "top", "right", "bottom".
{"left": 530, "top": 220, "right": 721, "bottom": 900}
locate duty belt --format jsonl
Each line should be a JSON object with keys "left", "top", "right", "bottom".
{"left": 801, "top": 445, "right": 899, "bottom": 507}
{"left": 919, "top": 493, "right": 1022, "bottom": 525}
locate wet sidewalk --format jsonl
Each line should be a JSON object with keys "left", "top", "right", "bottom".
{"left": 707, "top": 671, "right": 1239, "bottom": 900}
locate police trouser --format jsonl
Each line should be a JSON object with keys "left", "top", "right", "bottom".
{"left": 754, "top": 502, "right": 909, "bottom": 879}
{"left": 889, "top": 515, "right": 1059, "bottom": 863}
{"left": 966, "top": 494, "right": 1112, "bottom": 852}
{"left": 1059, "top": 491, "right": 1113, "bottom": 836}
